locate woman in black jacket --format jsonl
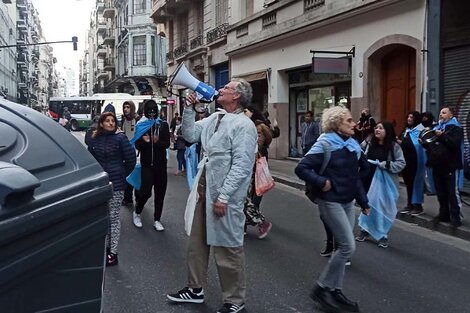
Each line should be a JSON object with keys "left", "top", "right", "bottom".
{"left": 87, "top": 112, "right": 136, "bottom": 266}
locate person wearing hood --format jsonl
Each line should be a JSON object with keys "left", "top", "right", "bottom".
{"left": 398, "top": 111, "right": 426, "bottom": 216}
{"left": 86, "top": 112, "right": 136, "bottom": 266}
{"left": 131, "top": 100, "right": 170, "bottom": 231}
{"left": 121, "top": 101, "right": 140, "bottom": 206}
{"left": 121, "top": 101, "right": 140, "bottom": 139}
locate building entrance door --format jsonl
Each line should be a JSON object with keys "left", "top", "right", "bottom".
{"left": 382, "top": 46, "right": 416, "bottom": 133}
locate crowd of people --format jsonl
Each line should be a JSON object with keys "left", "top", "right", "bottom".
{"left": 83, "top": 75, "right": 464, "bottom": 313}
{"left": 295, "top": 105, "right": 464, "bottom": 312}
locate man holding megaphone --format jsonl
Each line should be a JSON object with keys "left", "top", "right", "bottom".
{"left": 166, "top": 79, "right": 257, "bottom": 313}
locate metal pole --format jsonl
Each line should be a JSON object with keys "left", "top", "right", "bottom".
{"left": 0, "top": 40, "right": 73, "bottom": 49}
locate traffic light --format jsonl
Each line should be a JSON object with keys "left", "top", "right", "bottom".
{"left": 72, "top": 36, "right": 78, "bottom": 51}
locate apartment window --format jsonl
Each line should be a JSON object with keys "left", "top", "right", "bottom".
{"left": 178, "top": 13, "right": 188, "bottom": 44}
{"left": 133, "top": 36, "right": 146, "bottom": 66}
{"left": 168, "top": 20, "right": 174, "bottom": 52}
{"left": 195, "top": 3, "right": 203, "bottom": 35}
{"left": 134, "top": 0, "right": 146, "bottom": 14}
{"left": 215, "top": 0, "right": 228, "bottom": 26}
{"left": 123, "top": 49, "right": 128, "bottom": 73}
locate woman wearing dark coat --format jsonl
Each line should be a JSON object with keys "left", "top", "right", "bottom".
{"left": 87, "top": 112, "right": 136, "bottom": 266}
{"left": 295, "top": 106, "right": 370, "bottom": 313}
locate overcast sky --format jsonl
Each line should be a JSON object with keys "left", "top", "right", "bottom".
{"left": 33, "top": 0, "right": 94, "bottom": 81}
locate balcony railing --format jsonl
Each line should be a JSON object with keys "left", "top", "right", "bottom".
{"left": 104, "top": 57, "right": 115, "bottom": 69}
{"left": 97, "top": 21, "right": 107, "bottom": 34}
{"left": 96, "top": 45, "right": 107, "bottom": 57}
{"left": 207, "top": 23, "right": 228, "bottom": 44}
{"left": 103, "top": 29, "right": 115, "bottom": 46}
{"left": 103, "top": 5, "right": 115, "bottom": 19}
{"left": 96, "top": 0, "right": 105, "bottom": 13}
{"left": 173, "top": 42, "right": 188, "bottom": 58}
{"left": 166, "top": 51, "right": 174, "bottom": 62}
{"left": 304, "top": 0, "right": 325, "bottom": 12}
{"left": 17, "top": 18, "right": 27, "bottom": 30}
{"left": 190, "top": 35, "right": 203, "bottom": 50}
{"left": 262, "top": 12, "right": 276, "bottom": 28}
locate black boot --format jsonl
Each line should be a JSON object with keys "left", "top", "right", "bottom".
{"left": 310, "top": 284, "right": 342, "bottom": 313}
{"left": 332, "top": 289, "right": 359, "bottom": 312}
{"left": 320, "top": 240, "right": 335, "bottom": 257}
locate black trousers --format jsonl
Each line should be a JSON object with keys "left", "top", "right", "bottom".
{"left": 402, "top": 152, "right": 418, "bottom": 206}
{"left": 136, "top": 165, "right": 167, "bottom": 221}
{"left": 123, "top": 182, "right": 135, "bottom": 203}
{"left": 432, "top": 168, "right": 462, "bottom": 222}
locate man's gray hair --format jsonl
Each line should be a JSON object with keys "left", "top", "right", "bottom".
{"left": 321, "top": 106, "right": 351, "bottom": 132}
{"left": 232, "top": 78, "right": 253, "bottom": 108}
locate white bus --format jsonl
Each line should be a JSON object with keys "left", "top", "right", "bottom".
{"left": 48, "top": 93, "right": 166, "bottom": 131}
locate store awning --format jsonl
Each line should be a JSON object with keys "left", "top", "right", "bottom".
{"left": 233, "top": 69, "right": 270, "bottom": 82}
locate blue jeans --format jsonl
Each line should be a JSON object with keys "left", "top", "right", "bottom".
{"left": 177, "top": 149, "right": 186, "bottom": 171}
{"left": 316, "top": 199, "right": 355, "bottom": 290}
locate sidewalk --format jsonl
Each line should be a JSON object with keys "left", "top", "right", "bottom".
{"left": 268, "top": 158, "right": 470, "bottom": 242}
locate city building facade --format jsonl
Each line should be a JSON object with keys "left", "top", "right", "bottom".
{"left": 2, "top": 0, "right": 58, "bottom": 109}
{"left": 151, "top": 0, "right": 230, "bottom": 116}
{"left": 226, "top": 0, "right": 427, "bottom": 158}
{"left": 83, "top": 0, "right": 167, "bottom": 109}
{"left": 0, "top": 1, "right": 16, "bottom": 101}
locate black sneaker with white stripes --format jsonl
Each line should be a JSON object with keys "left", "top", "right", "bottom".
{"left": 166, "top": 287, "right": 204, "bottom": 304}
{"left": 217, "top": 302, "right": 245, "bottom": 313}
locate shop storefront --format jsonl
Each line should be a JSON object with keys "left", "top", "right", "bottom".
{"left": 288, "top": 67, "right": 351, "bottom": 156}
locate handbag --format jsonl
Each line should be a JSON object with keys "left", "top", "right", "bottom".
{"left": 255, "top": 155, "right": 275, "bottom": 196}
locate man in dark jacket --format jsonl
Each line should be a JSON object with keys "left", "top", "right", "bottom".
{"left": 121, "top": 101, "right": 140, "bottom": 206}
{"left": 132, "top": 100, "right": 171, "bottom": 231}
{"left": 301, "top": 111, "right": 320, "bottom": 155}
{"left": 425, "top": 107, "right": 463, "bottom": 227}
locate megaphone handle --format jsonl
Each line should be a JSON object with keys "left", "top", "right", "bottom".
{"left": 195, "top": 92, "right": 210, "bottom": 103}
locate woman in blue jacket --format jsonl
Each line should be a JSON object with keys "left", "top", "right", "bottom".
{"left": 87, "top": 112, "right": 136, "bottom": 266}
{"left": 295, "top": 106, "right": 370, "bottom": 313}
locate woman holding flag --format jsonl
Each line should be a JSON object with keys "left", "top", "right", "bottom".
{"left": 130, "top": 100, "right": 171, "bottom": 231}
{"left": 356, "top": 121, "right": 406, "bottom": 248}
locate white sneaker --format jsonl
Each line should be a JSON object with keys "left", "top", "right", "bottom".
{"left": 133, "top": 211, "right": 142, "bottom": 228}
{"left": 153, "top": 221, "right": 165, "bottom": 231}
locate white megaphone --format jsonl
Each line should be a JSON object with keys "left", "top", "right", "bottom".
{"left": 168, "top": 63, "right": 219, "bottom": 103}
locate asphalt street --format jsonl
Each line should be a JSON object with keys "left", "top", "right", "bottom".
{"left": 73, "top": 132, "right": 470, "bottom": 313}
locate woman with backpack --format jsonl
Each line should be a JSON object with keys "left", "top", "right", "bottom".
{"left": 295, "top": 106, "right": 370, "bottom": 313}
{"left": 355, "top": 121, "right": 406, "bottom": 248}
